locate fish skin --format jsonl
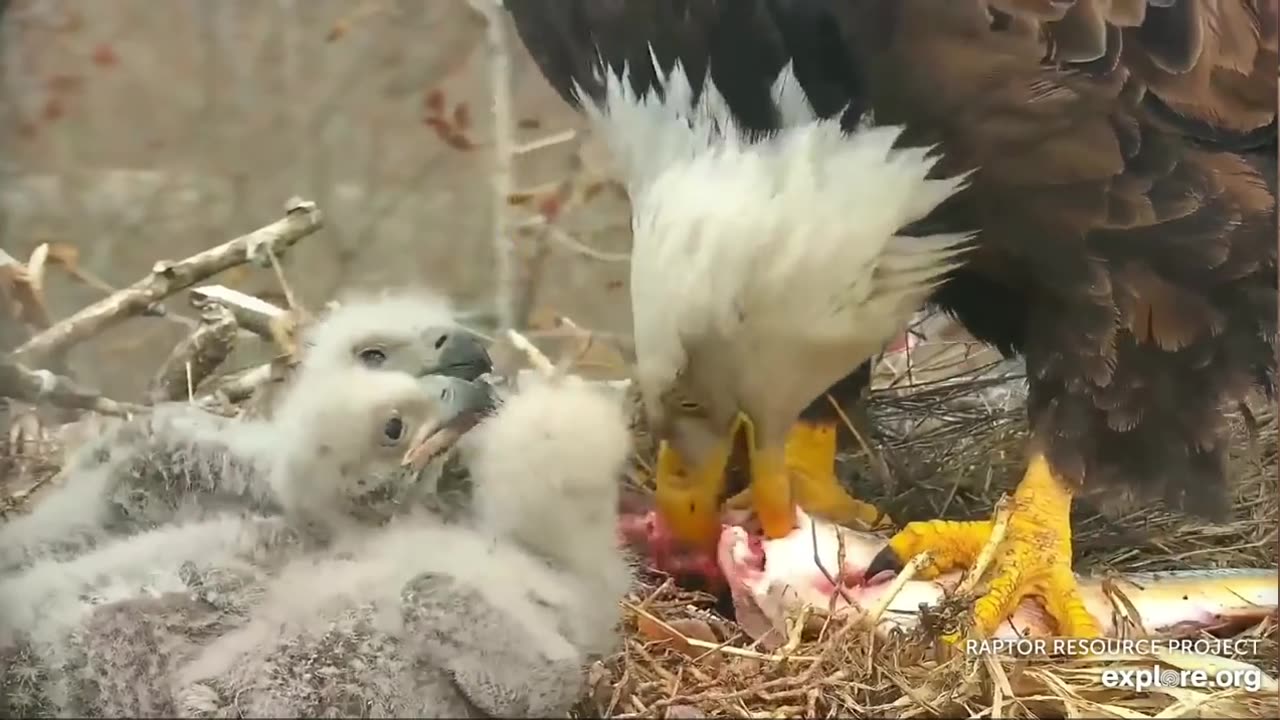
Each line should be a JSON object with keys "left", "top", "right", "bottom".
{"left": 716, "top": 510, "right": 1278, "bottom": 647}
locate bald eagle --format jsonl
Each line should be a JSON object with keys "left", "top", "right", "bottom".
{"left": 505, "top": 0, "right": 1278, "bottom": 639}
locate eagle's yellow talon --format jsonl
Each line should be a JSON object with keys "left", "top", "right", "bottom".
{"left": 872, "top": 453, "right": 1102, "bottom": 639}
{"left": 749, "top": 446, "right": 796, "bottom": 540}
{"left": 730, "top": 420, "right": 894, "bottom": 533}
{"left": 787, "top": 421, "right": 894, "bottom": 530}
{"left": 882, "top": 518, "right": 995, "bottom": 579}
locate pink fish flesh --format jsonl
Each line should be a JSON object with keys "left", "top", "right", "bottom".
{"left": 717, "top": 511, "right": 1278, "bottom": 648}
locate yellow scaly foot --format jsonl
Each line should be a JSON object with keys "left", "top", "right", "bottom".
{"left": 726, "top": 420, "right": 893, "bottom": 531}
{"left": 866, "top": 453, "right": 1101, "bottom": 639}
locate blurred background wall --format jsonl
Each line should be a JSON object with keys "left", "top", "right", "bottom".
{"left": 0, "top": 0, "right": 636, "bottom": 399}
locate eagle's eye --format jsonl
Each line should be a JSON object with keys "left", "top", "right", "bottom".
{"left": 678, "top": 399, "right": 703, "bottom": 414}
{"left": 358, "top": 347, "right": 388, "bottom": 367}
{"left": 382, "top": 416, "right": 405, "bottom": 442}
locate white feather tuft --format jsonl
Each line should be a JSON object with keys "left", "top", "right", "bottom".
{"left": 577, "top": 53, "right": 973, "bottom": 430}
{"left": 466, "top": 373, "right": 633, "bottom": 628}
{"left": 769, "top": 61, "right": 818, "bottom": 126}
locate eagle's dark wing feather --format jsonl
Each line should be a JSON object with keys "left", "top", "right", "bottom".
{"left": 504, "top": 0, "right": 866, "bottom": 132}
{"left": 505, "top": 0, "right": 1277, "bottom": 518}
{"left": 831, "top": 0, "right": 1277, "bottom": 518}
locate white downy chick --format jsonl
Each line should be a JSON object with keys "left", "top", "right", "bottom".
{"left": 0, "top": 513, "right": 302, "bottom": 717}
{"left": 296, "top": 288, "right": 492, "bottom": 387}
{"left": 0, "top": 366, "right": 487, "bottom": 717}
{"left": 465, "top": 372, "right": 635, "bottom": 658}
{"left": 0, "top": 290, "right": 493, "bottom": 574}
{"left": 170, "top": 372, "right": 635, "bottom": 718}
{"left": 0, "top": 407, "right": 278, "bottom": 575}
{"left": 267, "top": 365, "right": 491, "bottom": 540}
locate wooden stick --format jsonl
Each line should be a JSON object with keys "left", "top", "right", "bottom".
{"left": 0, "top": 356, "right": 142, "bottom": 417}
{"left": 956, "top": 495, "right": 1013, "bottom": 596}
{"left": 199, "top": 361, "right": 277, "bottom": 406}
{"left": 467, "top": 0, "right": 518, "bottom": 330}
{"left": 506, "top": 328, "right": 556, "bottom": 375}
{"left": 189, "top": 284, "right": 288, "bottom": 340}
{"left": 147, "top": 302, "right": 239, "bottom": 403}
{"left": 13, "top": 197, "right": 323, "bottom": 362}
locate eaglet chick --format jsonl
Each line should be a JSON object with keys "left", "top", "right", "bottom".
{"left": 0, "top": 290, "right": 493, "bottom": 574}
{"left": 166, "top": 373, "right": 634, "bottom": 718}
{"left": 0, "top": 365, "right": 487, "bottom": 717}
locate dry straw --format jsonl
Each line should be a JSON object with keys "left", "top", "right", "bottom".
{"left": 1, "top": 288, "right": 1275, "bottom": 718}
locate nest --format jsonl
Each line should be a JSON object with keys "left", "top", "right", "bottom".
{"left": 2, "top": 319, "right": 1277, "bottom": 719}
{"left": 596, "top": 337, "right": 1279, "bottom": 719}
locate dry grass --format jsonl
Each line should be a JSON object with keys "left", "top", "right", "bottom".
{"left": 2, "top": 321, "right": 1277, "bottom": 719}
{"left": 593, "top": 336, "right": 1278, "bottom": 719}
{"left": 588, "top": 600, "right": 1278, "bottom": 718}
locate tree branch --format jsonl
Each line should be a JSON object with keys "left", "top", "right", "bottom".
{"left": 468, "top": 0, "right": 518, "bottom": 330}
{"left": 0, "top": 356, "right": 142, "bottom": 417}
{"left": 188, "top": 284, "right": 289, "bottom": 341}
{"left": 12, "top": 197, "right": 323, "bottom": 363}
{"left": 146, "top": 302, "right": 239, "bottom": 403}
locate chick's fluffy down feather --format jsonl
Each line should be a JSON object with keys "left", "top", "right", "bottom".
{"left": 46, "top": 373, "right": 634, "bottom": 718}
{"left": 0, "top": 290, "right": 474, "bottom": 576}
{"left": 0, "top": 361, "right": 470, "bottom": 716}
{"left": 0, "top": 406, "right": 278, "bottom": 575}
{"left": 0, "top": 514, "right": 303, "bottom": 717}
{"left": 466, "top": 373, "right": 635, "bottom": 657}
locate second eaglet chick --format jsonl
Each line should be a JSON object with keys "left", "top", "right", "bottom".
{"left": 170, "top": 374, "right": 634, "bottom": 718}
{"left": 267, "top": 363, "right": 493, "bottom": 541}
{"left": 0, "top": 366, "right": 488, "bottom": 717}
{"left": 0, "top": 290, "right": 493, "bottom": 574}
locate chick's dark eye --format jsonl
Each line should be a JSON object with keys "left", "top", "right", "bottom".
{"left": 358, "top": 348, "right": 387, "bottom": 367}
{"left": 383, "top": 416, "right": 405, "bottom": 442}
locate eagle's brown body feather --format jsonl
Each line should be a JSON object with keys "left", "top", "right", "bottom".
{"left": 506, "top": 0, "right": 1277, "bottom": 518}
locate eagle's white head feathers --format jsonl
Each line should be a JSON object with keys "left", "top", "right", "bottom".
{"left": 577, "top": 55, "right": 972, "bottom": 449}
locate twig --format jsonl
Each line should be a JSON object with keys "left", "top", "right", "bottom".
{"left": 12, "top": 197, "right": 323, "bottom": 363}
{"left": 956, "top": 496, "right": 1014, "bottom": 596}
{"left": 781, "top": 605, "right": 813, "bottom": 655}
{"left": 623, "top": 601, "right": 818, "bottom": 663}
{"left": 517, "top": 215, "right": 631, "bottom": 262}
{"left": 199, "top": 361, "right": 277, "bottom": 406}
{"left": 506, "top": 328, "right": 556, "bottom": 375}
{"left": 545, "top": 223, "right": 630, "bottom": 262}
{"left": 1100, "top": 576, "right": 1150, "bottom": 640}
{"left": 513, "top": 129, "right": 578, "bottom": 155}
{"left": 147, "top": 303, "right": 239, "bottom": 403}
{"left": 468, "top": 0, "right": 518, "bottom": 330}
{"left": 0, "top": 248, "right": 53, "bottom": 331}
{"left": 827, "top": 393, "right": 896, "bottom": 518}
{"left": 0, "top": 356, "right": 142, "bottom": 417}
{"left": 808, "top": 513, "right": 862, "bottom": 614}
{"left": 189, "top": 284, "right": 289, "bottom": 340}
{"left": 263, "top": 246, "right": 299, "bottom": 310}
{"left": 866, "top": 551, "right": 934, "bottom": 627}
{"left": 552, "top": 315, "right": 596, "bottom": 372}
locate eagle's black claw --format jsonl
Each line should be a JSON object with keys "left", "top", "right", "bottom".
{"left": 864, "top": 546, "right": 904, "bottom": 581}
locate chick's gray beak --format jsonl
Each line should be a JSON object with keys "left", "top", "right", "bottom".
{"left": 401, "top": 376, "right": 497, "bottom": 470}
{"left": 421, "top": 327, "right": 492, "bottom": 381}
